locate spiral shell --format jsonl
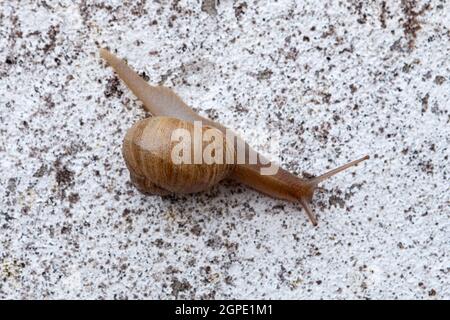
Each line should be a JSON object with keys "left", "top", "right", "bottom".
{"left": 123, "top": 116, "right": 235, "bottom": 195}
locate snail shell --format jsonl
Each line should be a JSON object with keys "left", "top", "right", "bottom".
{"left": 123, "top": 116, "right": 235, "bottom": 195}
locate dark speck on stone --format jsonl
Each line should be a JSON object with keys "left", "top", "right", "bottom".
{"left": 256, "top": 68, "right": 273, "bottom": 80}
{"left": 171, "top": 278, "right": 192, "bottom": 298}
{"left": 201, "top": 0, "right": 218, "bottom": 16}
{"left": 55, "top": 166, "right": 74, "bottom": 187}
{"left": 434, "top": 76, "right": 446, "bottom": 85}
{"left": 234, "top": 2, "right": 248, "bottom": 20}
{"left": 190, "top": 224, "right": 202, "bottom": 236}
{"left": 68, "top": 193, "right": 80, "bottom": 204}
{"left": 104, "top": 76, "right": 123, "bottom": 98}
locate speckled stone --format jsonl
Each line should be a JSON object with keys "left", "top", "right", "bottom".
{"left": 0, "top": 0, "right": 448, "bottom": 299}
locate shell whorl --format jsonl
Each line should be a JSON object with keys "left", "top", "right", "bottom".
{"left": 122, "top": 117, "right": 235, "bottom": 194}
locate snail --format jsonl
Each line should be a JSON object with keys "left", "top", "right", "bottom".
{"left": 100, "top": 48, "right": 369, "bottom": 225}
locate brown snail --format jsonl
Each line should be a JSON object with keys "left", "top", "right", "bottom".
{"left": 100, "top": 48, "right": 369, "bottom": 226}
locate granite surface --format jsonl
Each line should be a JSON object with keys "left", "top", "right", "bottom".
{"left": 0, "top": 0, "right": 449, "bottom": 299}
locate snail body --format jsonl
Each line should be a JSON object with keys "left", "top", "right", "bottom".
{"left": 100, "top": 48, "right": 369, "bottom": 225}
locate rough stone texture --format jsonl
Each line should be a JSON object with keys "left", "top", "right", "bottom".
{"left": 0, "top": 0, "right": 448, "bottom": 299}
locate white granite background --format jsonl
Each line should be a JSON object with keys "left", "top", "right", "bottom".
{"left": 0, "top": 0, "right": 449, "bottom": 299}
